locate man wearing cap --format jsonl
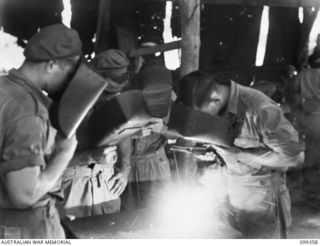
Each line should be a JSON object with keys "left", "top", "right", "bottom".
{"left": 0, "top": 24, "right": 82, "bottom": 238}
{"left": 178, "top": 71, "right": 304, "bottom": 238}
{"left": 292, "top": 48, "right": 320, "bottom": 193}
{"left": 57, "top": 49, "right": 132, "bottom": 218}
{"left": 121, "top": 63, "right": 173, "bottom": 210}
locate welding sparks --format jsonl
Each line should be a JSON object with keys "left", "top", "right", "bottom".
{"left": 151, "top": 165, "right": 237, "bottom": 238}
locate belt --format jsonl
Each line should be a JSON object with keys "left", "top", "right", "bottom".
{"left": 63, "top": 165, "right": 114, "bottom": 180}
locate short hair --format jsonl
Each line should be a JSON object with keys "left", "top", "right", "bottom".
{"left": 178, "top": 70, "right": 230, "bottom": 108}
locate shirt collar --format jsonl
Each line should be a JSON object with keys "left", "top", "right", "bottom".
{"left": 8, "top": 69, "right": 52, "bottom": 109}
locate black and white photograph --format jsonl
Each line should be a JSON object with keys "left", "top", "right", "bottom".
{"left": 0, "top": 0, "right": 319, "bottom": 243}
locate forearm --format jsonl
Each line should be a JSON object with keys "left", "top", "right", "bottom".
{"left": 38, "top": 150, "right": 75, "bottom": 192}
{"left": 117, "top": 138, "right": 132, "bottom": 172}
{"left": 237, "top": 148, "right": 304, "bottom": 169}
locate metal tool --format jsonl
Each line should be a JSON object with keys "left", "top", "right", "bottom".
{"left": 170, "top": 144, "right": 226, "bottom": 166}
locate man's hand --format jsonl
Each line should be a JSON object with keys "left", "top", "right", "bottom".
{"left": 139, "top": 127, "right": 152, "bottom": 137}
{"left": 108, "top": 168, "right": 130, "bottom": 197}
{"left": 90, "top": 146, "right": 117, "bottom": 164}
{"left": 211, "top": 145, "right": 240, "bottom": 165}
{"left": 148, "top": 118, "right": 166, "bottom": 134}
{"left": 133, "top": 118, "right": 166, "bottom": 138}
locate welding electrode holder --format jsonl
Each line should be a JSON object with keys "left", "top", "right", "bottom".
{"left": 169, "top": 145, "right": 226, "bottom": 166}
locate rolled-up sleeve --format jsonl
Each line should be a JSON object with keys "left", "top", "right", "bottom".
{"left": 0, "top": 115, "right": 47, "bottom": 173}
{"left": 259, "top": 105, "right": 305, "bottom": 156}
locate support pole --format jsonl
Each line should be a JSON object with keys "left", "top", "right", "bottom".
{"left": 176, "top": 0, "right": 201, "bottom": 183}
{"left": 95, "top": 0, "right": 112, "bottom": 53}
{"left": 180, "top": 0, "right": 201, "bottom": 77}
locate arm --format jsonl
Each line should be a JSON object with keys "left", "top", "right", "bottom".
{"left": 4, "top": 116, "right": 77, "bottom": 208}
{"left": 216, "top": 146, "right": 304, "bottom": 169}
{"left": 108, "top": 137, "right": 132, "bottom": 196}
{"left": 116, "top": 137, "right": 132, "bottom": 173}
{"left": 215, "top": 105, "right": 305, "bottom": 169}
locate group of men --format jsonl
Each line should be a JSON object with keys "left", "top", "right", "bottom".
{"left": 0, "top": 24, "right": 172, "bottom": 238}
{"left": 0, "top": 23, "right": 305, "bottom": 239}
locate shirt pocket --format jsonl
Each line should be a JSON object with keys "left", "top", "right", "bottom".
{"left": 0, "top": 225, "right": 21, "bottom": 239}
{"left": 234, "top": 114, "right": 262, "bottom": 149}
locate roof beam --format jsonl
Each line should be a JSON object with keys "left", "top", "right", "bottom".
{"left": 128, "top": 40, "right": 181, "bottom": 57}
{"left": 138, "top": 0, "right": 320, "bottom": 8}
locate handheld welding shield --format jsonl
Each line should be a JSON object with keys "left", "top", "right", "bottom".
{"left": 49, "top": 60, "right": 109, "bottom": 138}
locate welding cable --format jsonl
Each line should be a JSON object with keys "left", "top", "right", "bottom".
{"left": 172, "top": 150, "right": 181, "bottom": 184}
{"left": 245, "top": 151, "right": 272, "bottom": 167}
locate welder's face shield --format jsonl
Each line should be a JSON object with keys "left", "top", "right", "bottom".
{"left": 167, "top": 103, "right": 235, "bottom": 147}
{"left": 47, "top": 56, "right": 82, "bottom": 101}
{"left": 49, "top": 60, "right": 108, "bottom": 138}
{"left": 143, "top": 86, "right": 173, "bottom": 119}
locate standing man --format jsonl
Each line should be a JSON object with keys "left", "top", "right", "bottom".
{"left": 0, "top": 24, "right": 82, "bottom": 238}
{"left": 292, "top": 49, "right": 320, "bottom": 192}
{"left": 121, "top": 63, "right": 173, "bottom": 210}
{"left": 57, "top": 49, "right": 132, "bottom": 218}
{"left": 178, "top": 71, "right": 304, "bottom": 238}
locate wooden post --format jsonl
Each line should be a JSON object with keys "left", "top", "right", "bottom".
{"left": 177, "top": 0, "right": 201, "bottom": 182}
{"left": 95, "top": 0, "right": 112, "bottom": 53}
{"left": 180, "top": 0, "right": 201, "bottom": 77}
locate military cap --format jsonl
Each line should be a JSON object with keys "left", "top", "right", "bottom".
{"left": 24, "top": 24, "right": 82, "bottom": 61}
{"left": 90, "top": 49, "right": 130, "bottom": 93}
{"left": 91, "top": 49, "right": 130, "bottom": 79}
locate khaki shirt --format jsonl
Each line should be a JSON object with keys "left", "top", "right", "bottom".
{"left": 295, "top": 68, "right": 320, "bottom": 115}
{"left": 0, "top": 69, "right": 56, "bottom": 208}
{"left": 132, "top": 132, "right": 164, "bottom": 156}
{"left": 225, "top": 81, "right": 304, "bottom": 176}
{"left": 296, "top": 68, "right": 320, "bottom": 101}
